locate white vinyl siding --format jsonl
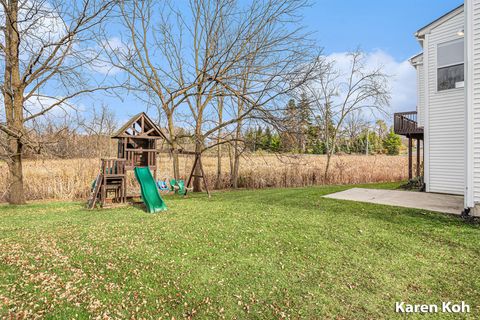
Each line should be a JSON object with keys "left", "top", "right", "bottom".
{"left": 417, "top": 63, "right": 425, "bottom": 127}
{"left": 426, "top": 10, "right": 465, "bottom": 195}
{"left": 472, "top": 0, "right": 480, "bottom": 202}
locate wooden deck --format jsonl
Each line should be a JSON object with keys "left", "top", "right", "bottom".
{"left": 393, "top": 111, "right": 424, "bottom": 181}
{"left": 393, "top": 111, "right": 424, "bottom": 139}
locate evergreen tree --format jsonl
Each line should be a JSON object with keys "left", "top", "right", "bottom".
{"left": 383, "top": 129, "right": 402, "bottom": 155}
{"left": 244, "top": 128, "right": 256, "bottom": 151}
{"left": 270, "top": 134, "right": 281, "bottom": 152}
{"left": 297, "top": 93, "right": 311, "bottom": 153}
{"left": 263, "top": 127, "right": 273, "bottom": 150}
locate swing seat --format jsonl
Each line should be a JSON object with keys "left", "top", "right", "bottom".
{"left": 157, "top": 180, "right": 169, "bottom": 191}
{"left": 169, "top": 179, "right": 186, "bottom": 195}
{"left": 177, "top": 179, "right": 186, "bottom": 196}
{"left": 169, "top": 179, "right": 179, "bottom": 191}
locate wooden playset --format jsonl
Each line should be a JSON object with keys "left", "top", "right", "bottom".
{"left": 87, "top": 112, "right": 210, "bottom": 211}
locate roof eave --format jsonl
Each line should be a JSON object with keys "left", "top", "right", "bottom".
{"left": 409, "top": 52, "right": 424, "bottom": 66}
{"left": 111, "top": 112, "right": 168, "bottom": 140}
{"left": 415, "top": 4, "right": 464, "bottom": 38}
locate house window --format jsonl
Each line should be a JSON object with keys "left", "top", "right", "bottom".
{"left": 437, "top": 39, "right": 464, "bottom": 91}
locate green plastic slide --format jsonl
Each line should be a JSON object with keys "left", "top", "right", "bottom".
{"left": 134, "top": 167, "right": 167, "bottom": 213}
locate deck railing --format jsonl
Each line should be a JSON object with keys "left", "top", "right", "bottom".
{"left": 101, "top": 158, "right": 126, "bottom": 176}
{"left": 394, "top": 111, "right": 424, "bottom": 136}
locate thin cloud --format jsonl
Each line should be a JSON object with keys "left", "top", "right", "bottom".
{"left": 87, "top": 37, "right": 129, "bottom": 76}
{"left": 325, "top": 50, "right": 417, "bottom": 114}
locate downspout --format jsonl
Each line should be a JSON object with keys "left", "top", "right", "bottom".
{"left": 409, "top": 55, "right": 425, "bottom": 190}
{"left": 464, "top": 0, "right": 474, "bottom": 215}
{"left": 422, "top": 35, "right": 430, "bottom": 194}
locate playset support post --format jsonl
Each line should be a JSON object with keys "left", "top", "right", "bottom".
{"left": 185, "top": 152, "right": 211, "bottom": 198}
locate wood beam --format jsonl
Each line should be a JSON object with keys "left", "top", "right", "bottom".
{"left": 408, "top": 137, "right": 413, "bottom": 180}
{"left": 416, "top": 139, "right": 421, "bottom": 178}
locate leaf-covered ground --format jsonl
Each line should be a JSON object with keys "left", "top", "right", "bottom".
{"left": 1, "top": 183, "right": 479, "bottom": 319}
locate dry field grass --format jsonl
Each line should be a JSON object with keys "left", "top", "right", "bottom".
{"left": 0, "top": 154, "right": 408, "bottom": 202}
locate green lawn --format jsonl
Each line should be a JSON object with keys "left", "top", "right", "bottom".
{"left": 0, "top": 183, "right": 479, "bottom": 319}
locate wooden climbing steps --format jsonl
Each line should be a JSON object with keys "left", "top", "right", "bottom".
{"left": 87, "top": 159, "right": 127, "bottom": 209}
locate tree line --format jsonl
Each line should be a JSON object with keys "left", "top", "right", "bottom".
{"left": 244, "top": 98, "right": 401, "bottom": 156}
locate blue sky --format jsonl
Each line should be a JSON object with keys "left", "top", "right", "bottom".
{"left": 65, "top": 1, "right": 466, "bottom": 124}
{"left": 302, "top": 0, "right": 464, "bottom": 116}
{"left": 303, "top": 0, "right": 463, "bottom": 60}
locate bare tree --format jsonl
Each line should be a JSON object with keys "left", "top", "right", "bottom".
{"left": 307, "top": 50, "right": 390, "bottom": 180}
{"left": 78, "top": 104, "right": 117, "bottom": 157}
{"left": 181, "top": 0, "right": 319, "bottom": 190}
{"left": 215, "top": 93, "right": 224, "bottom": 189}
{"left": 343, "top": 110, "right": 368, "bottom": 153}
{"left": 103, "top": 1, "right": 203, "bottom": 180}
{"left": 0, "top": 0, "right": 116, "bottom": 204}
{"left": 106, "top": 0, "right": 318, "bottom": 191}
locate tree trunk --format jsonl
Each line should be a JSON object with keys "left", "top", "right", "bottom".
{"left": 7, "top": 139, "right": 26, "bottom": 204}
{"left": 324, "top": 150, "right": 333, "bottom": 183}
{"left": 167, "top": 114, "right": 180, "bottom": 179}
{"left": 172, "top": 151, "right": 180, "bottom": 179}
{"left": 215, "top": 96, "right": 223, "bottom": 189}
{"left": 216, "top": 143, "right": 222, "bottom": 189}
{"left": 193, "top": 139, "right": 202, "bottom": 192}
{"left": 4, "top": 0, "right": 26, "bottom": 204}
{"left": 230, "top": 103, "right": 243, "bottom": 188}
{"left": 231, "top": 125, "right": 242, "bottom": 188}
{"left": 193, "top": 103, "right": 203, "bottom": 192}
{"left": 227, "top": 142, "right": 234, "bottom": 176}
{"left": 231, "top": 148, "right": 240, "bottom": 188}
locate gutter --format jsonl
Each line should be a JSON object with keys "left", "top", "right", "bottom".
{"left": 465, "top": 0, "right": 475, "bottom": 212}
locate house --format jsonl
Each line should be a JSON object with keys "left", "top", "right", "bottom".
{"left": 394, "top": 0, "right": 480, "bottom": 216}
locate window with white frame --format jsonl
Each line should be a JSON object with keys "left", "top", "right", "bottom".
{"left": 437, "top": 38, "right": 464, "bottom": 91}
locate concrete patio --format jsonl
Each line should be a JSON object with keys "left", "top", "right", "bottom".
{"left": 324, "top": 188, "right": 464, "bottom": 215}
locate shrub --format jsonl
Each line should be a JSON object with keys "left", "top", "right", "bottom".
{"left": 383, "top": 130, "right": 402, "bottom": 155}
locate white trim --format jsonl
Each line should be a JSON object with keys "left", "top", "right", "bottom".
{"left": 437, "top": 61, "right": 464, "bottom": 69}
{"left": 423, "top": 35, "right": 430, "bottom": 193}
{"left": 465, "top": 0, "right": 474, "bottom": 208}
{"left": 416, "top": 5, "right": 464, "bottom": 37}
{"left": 409, "top": 52, "right": 424, "bottom": 65}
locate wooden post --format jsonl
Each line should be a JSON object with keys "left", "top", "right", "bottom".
{"left": 185, "top": 153, "right": 211, "bottom": 198}
{"left": 120, "top": 160, "right": 126, "bottom": 203}
{"left": 408, "top": 137, "right": 413, "bottom": 180}
{"left": 101, "top": 161, "right": 107, "bottom": 206}
{"left": 154, "top": 153, "right": 157, "bottom": 181}
{"left": 416, "top": 139, "right": 421, "bottom": 178}
{"left": 198, "top": 155, "right": 211, "bottom": 198}
{"left": 186, "top": 155, "right": 198, "bottom": 192}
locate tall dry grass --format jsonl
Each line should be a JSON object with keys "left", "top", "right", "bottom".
{"left": 0, "top": 154, "right": 408, "bottom": 202}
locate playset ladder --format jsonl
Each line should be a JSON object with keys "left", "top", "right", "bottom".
{"left": 87, "top": 159, "right": 126, "bottom": 209}
{"left": 87, "top": 174, "right": 103, "bottom": 209}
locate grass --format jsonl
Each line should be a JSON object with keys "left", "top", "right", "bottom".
{"left": 1, "top": 183, "right": 479, "bottom": 319}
